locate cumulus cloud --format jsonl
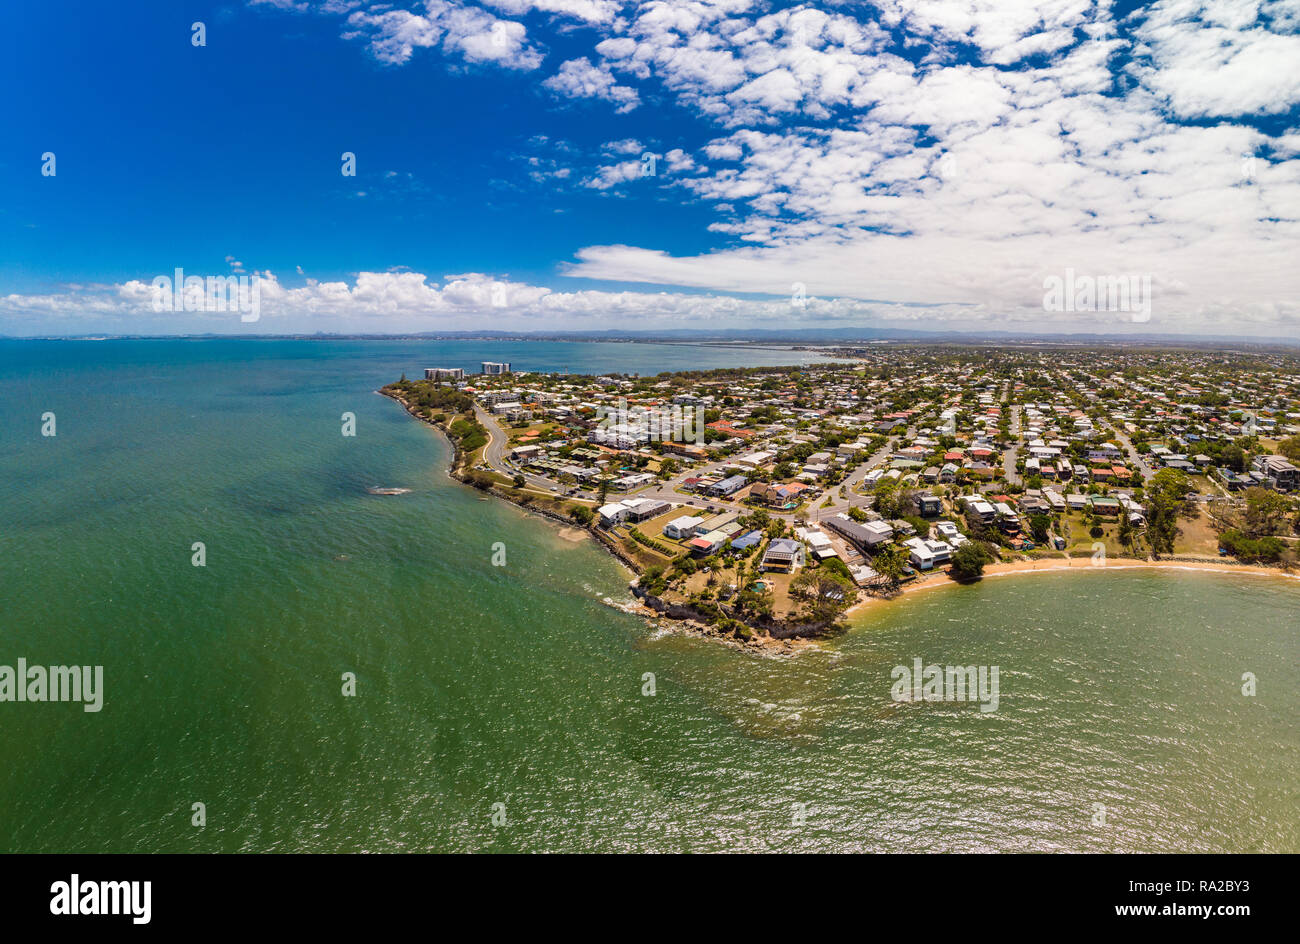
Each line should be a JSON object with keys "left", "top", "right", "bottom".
{"left": 480, "top": 0, "right": 620, "bottom": 25}
{"left": 542, "top": 56, "right": 641, "bottom": 111}
{"left": 549, "top": 0, "right": 1300, "bottom": 334}
{"left": 339, "top": 1, "right": 542, "bottom": 68}
{"left": 1130, "top": 0, "right": 1300, "bottom": 118}
{"left": 50, "top": 0, "right": 1300, "bottom": 335}
{"left": 5, "top": 259, "right": 1296, "bottom": 337}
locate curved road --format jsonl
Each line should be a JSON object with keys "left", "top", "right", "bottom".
{"left": 473, "top": 402, "right": 897, "bottom": 524}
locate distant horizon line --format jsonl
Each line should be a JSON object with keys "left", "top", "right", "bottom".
{"left": 3, "top": 329, "right": 1298, "bottom": 351}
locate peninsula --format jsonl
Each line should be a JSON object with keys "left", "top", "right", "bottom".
{"left": 383, "top": 345, "right": 1300, "bottom": 648}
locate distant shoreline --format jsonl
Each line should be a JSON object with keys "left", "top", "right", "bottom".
{"left": 4, "top": 333, "right": 1300, "bottom": 351}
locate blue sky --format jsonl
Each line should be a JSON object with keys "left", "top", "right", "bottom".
{"left": 3, "top": 0, "right": 1299, "bottom": 336}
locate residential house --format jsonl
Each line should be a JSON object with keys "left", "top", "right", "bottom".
{"left": 916, "top": 494, "right": 942, "bottom": 517}
{"left": 597, "top": 503, "right": 630, "bottom": 527}
{"left": 708, "top": 474, "right": 748, "bottom": 497}
{"left": 688, "top": 530, "right": 729, "bottom": 555}
{"left": 663, "top": 515, "right": 705, "bottom": 539}
{"left": 761, "top": 538, "right": 806, "bottom": 572}
{"left": 1252, "top": 455, "right": 1298, "bottom": 491}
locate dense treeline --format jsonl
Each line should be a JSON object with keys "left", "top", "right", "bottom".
{"left": 387, "top": 378, "right": 476, "bottom": 415}
{"left": 386, "top": 378, "right": 487, "bottom": 451}
{"left": 1218, "top": 530, "right": 1291, "bottom": 564}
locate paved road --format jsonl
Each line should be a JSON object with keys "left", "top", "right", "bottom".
{"left": 1003, "top": 403, "right": 1022, "bottom": 485}
{"left": 807, "top": 436, "right": 898, "bottom": 523}
{"left": 472, "top": 403, "right": 563, "bottom": 492}
{"left": 479, "top": 406, "right": 748, "bottom": 508}
{"left": 473, "top": 403, "right": 905, "bottom": 526}
{"left": 1099, "top": 418, "right": 1153, "bottom": 479}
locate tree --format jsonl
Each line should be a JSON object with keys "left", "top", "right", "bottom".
{"left": 1028, "top": 513, "right": 1050, "bottom": 543}
{"left": 1117, "top": 511, "right": 1135, "bottom": 547}
{"left": 1146, "top": 468, "right": 1192, "bottom": 555}
{"left": 512, "top": 474, "right": 526, "bottom": 488}
{"left": 873, "top": 479, "right": 902, "bottom": 519}
{"left": 1219, "top": 443, "right": 1247, "bottom": 472}
{"left": 734, "top": 583, "right": 774, "bottom": 619}
{"left": 1243, "top": 487, "right": 1292, "bottom": 536}
{"left": 1219, "top": 529, "right": 1286, "bottom": 563}
{"left": 872, "top": 544, "right": 908, "bottom": 591}
{"left": 789, "top": 568, "right": 857, "bottom": 622}
{"left": 820, "top": 556, "right": 852, "bottom": 580}
{"left": 949, "top": 542, "right": 993, "bottom": 582}
{"left": 1279, "top": 435, "right": 1300, "bottom": 464}
{"left": 640, "top": 565, "right": 668, "bottom": 596}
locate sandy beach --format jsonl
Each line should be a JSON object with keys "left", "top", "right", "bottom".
{"left": 847, "top": 556, "right": 1300, "bottom": 616}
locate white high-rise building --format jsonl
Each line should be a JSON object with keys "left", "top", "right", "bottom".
{"left": 424, "top": 368, "right": 464, "bottom": 382}
{"left": 481, "top": 361, "right": 511, "bottom": 375}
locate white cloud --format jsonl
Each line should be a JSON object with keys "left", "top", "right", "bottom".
{"left": 340, "top": 1, "right": 542, "bottom": 69}
{"left": 480, "top": 0, "right": 620, "bottom": 24}
{"left": 601, "top": 137, "right": 644, "bottom": 155}
{"left": 1130, "top": 1, "right": 1300, "bottom": 117}
{"left": 543, "top": 57, "right": 640, "bottom": 111}
{"left": 582, "top": 159, "right": 643, "bottom": 189}
{"left": 187, "top": 1, "right": 1300, "bottom": 335}
{"left": 5, "top": 256, "right": 1297, "bottom": 337}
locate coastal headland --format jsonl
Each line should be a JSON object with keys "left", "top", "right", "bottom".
{"left": 380, "top": 349, "right": 1300, "bottom": 652}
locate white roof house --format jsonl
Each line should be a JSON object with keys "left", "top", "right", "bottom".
{"left": 802, "top": 530, "right": 837, "bottom": 559}
{"left": 735, "top": 451, "right": 773, "bottom": 468}
{"left": 905, "top": 539, "right": 937, "bottom": 570}
{"left": 597, "top": 503, "right": 629, "bottom": 526}
{"left": 689, "top": 529, "right": 729, "bottom": 555}
{"left": 663, "top": 515, "right": 706, "bottom": 539}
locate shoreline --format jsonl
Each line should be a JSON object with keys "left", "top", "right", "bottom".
{"left": 381, "top": 386, "right": 1298, "bottom": 642}
{"left": 380, "top": 386, "right": 835, "bottom": 654}
{"left": 379, "top": 386, "right": 643, "bottom": 573}
{"left": 847, "top": 556, "right": 1300, "bottom": 616}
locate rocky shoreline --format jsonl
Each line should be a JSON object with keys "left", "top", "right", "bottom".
{"left": 382, "top": 387, "right": 1296, "bottom": 651}
{"left": 382, "top": 386, "right": 819, "bottom": 650}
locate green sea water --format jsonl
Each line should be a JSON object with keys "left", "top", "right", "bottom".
{"left": 1, "top": 339, "right": 1296, "bottom": 852}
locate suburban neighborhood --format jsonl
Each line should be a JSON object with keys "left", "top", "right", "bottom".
{"left": 386, "top": 346, "right": 1300, "bottom": 641}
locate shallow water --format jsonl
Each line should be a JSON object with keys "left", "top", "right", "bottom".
{"left": 1, "top": 339, "right": 1295, "bottom": 852}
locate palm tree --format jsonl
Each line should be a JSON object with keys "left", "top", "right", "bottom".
{"left": 872, "top": 545, "right": 908, "bottom": 592}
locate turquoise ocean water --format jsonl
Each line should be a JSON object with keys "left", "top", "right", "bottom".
{"left": 0, "top": 339, "right": 1295, "bottom": 852}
